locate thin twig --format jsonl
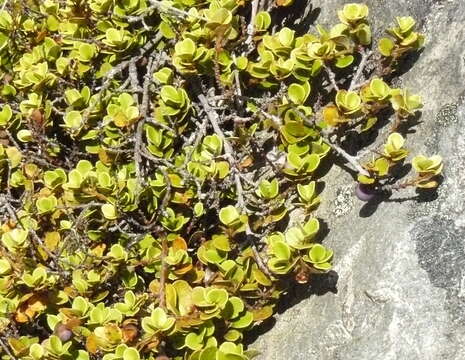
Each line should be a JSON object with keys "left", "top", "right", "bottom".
{"left": 292, "top": 107, "right": 369, "bottom": 176}
{"left": 158, "top": 234, "right": 168, "bottom": 310}
{"left": 349, "top": 50, "right": 373, "bottom": 91}
{"left": 246, "top": 0, "right": 259, "bottom": 48}
{"left": 246, "top": 224, "right": 273, "bottom": 278}
{"left": 234, "top": 171, "right": 245, "bottom": 210}
{"left": 197, "top": 93, "right": 234, "bottom": 157}
{"left": 197, "top": 92, "right": 247, "bottom": 209}
{"left": 0, "top": 336, "right": 17, "bottom": 360}
{"left": 149, "top": 0, "right": 206, "bottom": 20}
{"left": 134, "top": 56, "right": 156, "bottom": 188}
{"left": 82, "top": 33, "right": 163, "bottom": 127}
{"left": 324, "top": 65, "right": 339, "bottom": 91}
{"left": 326, "top": 138, "right": 370, "bottom": 176}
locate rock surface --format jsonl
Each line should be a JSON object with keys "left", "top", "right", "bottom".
{"left": 252, "top": 0, "right": 465, "bottom": 359}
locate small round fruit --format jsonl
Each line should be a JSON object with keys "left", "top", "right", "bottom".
{"left": 355, "top": 183, "right": 376, "bottom": 202}
{"left": 55, "top": 323, "right": 73, "bottom": 342}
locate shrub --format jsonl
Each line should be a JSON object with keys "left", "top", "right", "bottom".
{"left": 0, "top": 1, "right": 442, "bottom": 359}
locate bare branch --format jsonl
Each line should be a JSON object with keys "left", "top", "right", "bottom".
{"left": 349, "top": 50, "right": 373, "bottom": 91}
{"left": 324, "top": 65, "right": 340, "bottom": 91}
{"left": 0, "top": 336, "right": 17, "bottom": 360}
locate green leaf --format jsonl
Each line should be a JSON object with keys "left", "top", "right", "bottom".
{"left": 67, "top": 170, "right": 83, "bottom": 189}
{"left": 231, "top": 311, "right": 253, "bottom": 329}
{"left": 110, "top": 244, "right": 126, "bottom": 260}
{"left": 6, "top": 146, "right": 22, "bottom": 167}
{"left": 205, "top": 8, "right": 232, "bottom": 27}
{"left": 76, "top": 160, "right": 93, "bottom": 177}
{"left": 29, "top": 343, "right": 44, "bottom": 360}
{"left": 374, "top": 157, "right": 390, "bottom": 176}
{"left": 304, "top": 153, "right": 321, "bottom": 173}
{"left": 17, "top": 129, "right": 32, "bottom": 142}
{"left": 219, "top": 206, "right": 240, "bottom": 226}
{"left": 194, "top": 202, "right": 204, "bottom": 217}
{"left": 0, "top": 104, "right": 12, "bottom": 126}
{"left": 273, "top": 241, "right": 291, "bottom": 260}
{"left": 159, "top": 21, "right": 176, "bottom": 39}
{"left": 335, "top": 90, "right": 361, "bottom": 115}
{"left": 361, "top": 116, "right": 377, "bottom": 132}
{"left": 278, "top": 27, "right": 295, "bottom": 47}
{"left": 386, "top": 132, "right": 404, "bottom": 151}
{"left": 257, "top": 179, "right": 279, "bottom": 199}
{"left": 369, "top": 78, "right": 390, "bottom": 100}
{"left": 358, "top": 174, "right": 375, "bottom": 184}
{"left": 355, "top": 23, "right": 372, "bottom": 45}
{"left": 153, "top": 67, "right": 173, "bottom": 84}
{"left": 235, "top": 56, "right": 248, "bottom": 70}
{"left": 396, "top": 16, "right": 416, "bottom": 34}
{"left": 102, "top": 204, "right": 117, "bottom": 220}
{"left": 255, "top": 11, "right": 271, "bottom": 31}
{"left": 309, "top": 244, "right": 327, "bottom": 262}
{"left": 288, "top": 82, "right": 310, "bottom": 105}
{"left": 78, "top": 43, "right": 96, "bottom": 62}
{"left": 335, "top": 55, "right": 354, "bottom": 68}
{"left": 0, "top": 258, "right": 12, "bottom": 276}
{"left": 123, "top": 348, "right": 140, "bottom": 360}
{"left": 36, "top": 195, "right": 58, "bottom": 214}
{"left": 303, "top": 218, "right": 319, "bottom": 237}
{"left": 412, "top": 155, "right": 443, "bottom": 175}
{"left": 378, "top": 38, "right": 395, "bottom": 56}
{"left": 297, "top": 181, "right": 316, "bottom": 202}
{"left": 49, "top": 335, "right": 63, "bottom": 354}
{"left": 212, "top": 234, "right": 231, "bottom": 252}
{"left": 64, "top": 111, "right": 82, "bottom": 128}
{"left": 175, "top": 38, "right": 196, "bottom": 59}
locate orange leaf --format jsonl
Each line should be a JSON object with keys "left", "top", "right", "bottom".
{"left": 322, "top": 105, "right": 343, "bottom": 127}
{"left": 252, "top": 305, "right": 274, "bottom": 321}
{"left": 65, "top": 316, "right": 82, "bottom": 330}
{"left": 86, "top": 334, "right": 99, "bottom": 354}
{"left": 174, "top": 263, "right": 193, "bottom": 275}
{"left": 122, "top": 323, "right": 138, "bottom": 343}
{"left": 172, "top": 236, "right": 187, "bottom": 251}
{"left": 7, "top": 338, "right": 28, "bottom": 356}
{"left": 238, "top": 156, "right": 254, "bottom": 169}
{"left": 98, "top": 149, "right": 112, "bottom": 165}
{"left": 15, "top": 294, "right": 47, "bottom": 323}
{"left": 91, "top": 243, "right": 107, "bottom": 257}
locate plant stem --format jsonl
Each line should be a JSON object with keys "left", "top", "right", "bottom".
{"left": 246, "top": 0, "right": 259, "bottom": 47}
{"left": 328, "top": 140, "right": 370, "bottom": 176}
{"left": 159, "top": 234, "right": 168, "bottom": 310}
{"left": 0, "top": 337, "right": 16, "bottom": 360}
{"left": 292, "top": 107, "right": 370, "bottom": 176}
{"left": 324, "top": 65, "right": 339, "bottom": 91}
{"left": 349, "top": 49, "right": 373, "bottom": 91}
{"left": 246, "top": 224, "right": 273, "bottom": 278}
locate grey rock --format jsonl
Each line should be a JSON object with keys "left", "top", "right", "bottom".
{"left": 252, "top": 0, "right": 465, "bottom": 359}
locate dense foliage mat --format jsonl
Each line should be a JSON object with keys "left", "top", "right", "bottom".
{"left": 0, "top": 0, "right": 443, "bottom": 359}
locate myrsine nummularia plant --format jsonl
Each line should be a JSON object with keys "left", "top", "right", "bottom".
{"left": 0, "top": 1, "right": 442, "bottom": 359}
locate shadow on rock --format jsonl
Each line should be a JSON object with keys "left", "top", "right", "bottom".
{"left": 359, "top": 184, "right": 440, "bottom": 218}
{"left": 271, "top": 0, "right": 321, "bottom": 35}
{"left": 243, "top": 270, "right": 338, "bottom": 346}
{"left": 277, "top": 271, "right": 339, "bottom": 312}
{"left": 386, "top": 48, "right": 425, "bottom": 80}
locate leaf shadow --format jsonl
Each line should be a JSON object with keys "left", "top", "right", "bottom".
{"left": 359, "top": 175, "right": 443, "bottom": 218}
{"left": 243, "top": 270, "right": 338, "bottom": 346}
{"left": 271, "top": 1, "right": 321, "bottom": 36}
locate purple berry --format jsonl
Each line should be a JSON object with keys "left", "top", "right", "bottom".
{"left": 355, "top": 184, "right": 376, "bottom": 202}
{"left": 55, "top": 323, "right": 73, "bottom": 341}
